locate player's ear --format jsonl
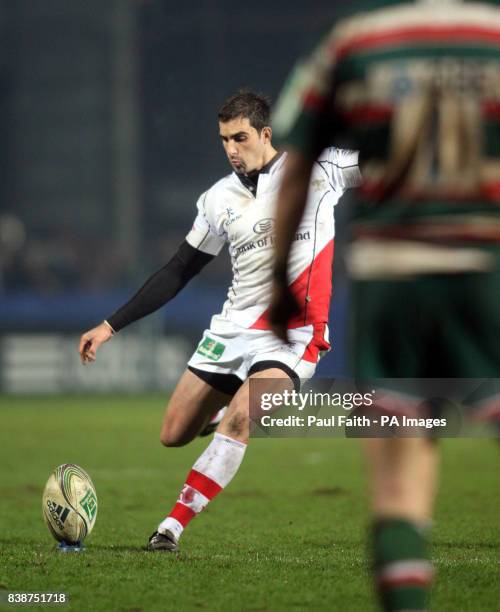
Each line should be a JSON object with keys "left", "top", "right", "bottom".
{"left": 262, "top": 126, "right": 272, "bottom": 143}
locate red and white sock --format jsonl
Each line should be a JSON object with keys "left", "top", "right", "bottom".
{"left": 158, "top": 432, "right": 247, "bottom": 541}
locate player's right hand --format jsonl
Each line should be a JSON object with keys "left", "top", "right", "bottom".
{"left": 79, "top": 321, "right": 115, "bottom": 365}
{"left": 269, "top": 281, "right": 300, "bottom": 344}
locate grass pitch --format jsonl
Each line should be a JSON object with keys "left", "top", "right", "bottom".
{"left": 0, "top": 395, "right": 499, "bottom": 611}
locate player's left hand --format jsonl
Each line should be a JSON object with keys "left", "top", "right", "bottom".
{"left": 269, "top": 281, "right": 299, "bottom": 343}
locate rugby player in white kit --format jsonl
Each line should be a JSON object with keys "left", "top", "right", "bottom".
{"left": 78, "top": 90, "right": 361, "bottom": 552}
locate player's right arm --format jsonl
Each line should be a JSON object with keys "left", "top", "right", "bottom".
{"left": 79, "top": 191, "right": 226, "bottom": 364}
{"left": 270, "top": 26, "right": 340, "bottom": 342}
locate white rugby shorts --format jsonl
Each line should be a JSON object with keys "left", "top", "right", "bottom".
{"left": 187, "top": 315, "right": 330, "bottom": 382}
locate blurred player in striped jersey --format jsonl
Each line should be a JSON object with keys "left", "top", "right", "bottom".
{"left": 79, "top": 90, "right": 361, "bottom": 552}
{"left": 269, "top": 1, "right": 500, "bottom": 609}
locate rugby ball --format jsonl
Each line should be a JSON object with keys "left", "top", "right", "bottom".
{"left": 42, "top": 464, "right": 98, "bottom": 544}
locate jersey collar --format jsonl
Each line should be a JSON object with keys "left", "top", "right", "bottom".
{"left": 234, "top": 151, "right": 286, "bottom": 196}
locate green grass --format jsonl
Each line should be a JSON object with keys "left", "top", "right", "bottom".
{"left": 0, "top": 396, "right": 499, "bottom": 611}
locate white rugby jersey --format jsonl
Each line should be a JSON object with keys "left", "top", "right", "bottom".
{"left": 186, "top": 148, "right": 361, "bottom": 330}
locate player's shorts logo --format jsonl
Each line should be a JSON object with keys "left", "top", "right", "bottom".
{"left": 253, "top": 218, "right": 275, "bottom": 235}
{"left": 196, "top": 336, "right": 226, "bottom": 361}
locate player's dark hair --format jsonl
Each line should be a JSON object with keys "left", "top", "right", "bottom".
{"left": 218, "top": 89, "right": 271, "bottom": 132}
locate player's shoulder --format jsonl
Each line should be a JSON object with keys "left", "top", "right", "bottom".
{"left": 195, "top": 173, "right": 237, "bottom": 212}
{"left": 208, "top": 172, "right": 238, "bottom": 194}
{"left": 204, "top": 173, "right": 239, "bottom": 200}
{"left": 314, "top": 147, "right": 362, "bottom": 190}
{"left": 316, "top": 147, "right": 359, "bottom": 169}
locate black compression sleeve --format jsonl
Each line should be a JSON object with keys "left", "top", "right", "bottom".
{"left": 106, "top": 241, "right": 214, "bottom": 332}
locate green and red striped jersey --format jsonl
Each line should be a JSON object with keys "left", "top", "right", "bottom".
{"left": 273, "top": 0, "right": 500, "bottom": 247}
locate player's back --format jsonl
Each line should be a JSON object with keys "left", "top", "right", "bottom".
{"left": 276, "top": 0, "right": 500, "bottom": 258}
{"left": 338, "top": 0, "right": 499, "bottom": 245}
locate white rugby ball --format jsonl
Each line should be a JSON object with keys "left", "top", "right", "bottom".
{"left": 42, "top": 464, "right": 98, "bottom": 544}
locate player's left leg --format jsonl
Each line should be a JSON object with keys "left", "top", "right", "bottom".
{"left": 366, "top": 437, "right": 439, "bottom": 523}
{"left": 150, "top": 367, "right": 293, "bottom": 551}
{"left": 365, "top": 437, "right": 439, "bottom": 612}
{"left": 353, "top": 278, "right": 440, "bottom": 611}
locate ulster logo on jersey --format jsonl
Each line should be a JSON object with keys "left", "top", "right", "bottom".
{"left": 253, "top": 218, "right": 275, "bottom": 235}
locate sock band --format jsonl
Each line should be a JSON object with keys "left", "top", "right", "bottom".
{"left": 373, "top": 518, "right": 433, "bottom": 611}
{"left": 186, "top": 469, "right": 223, "bottom": 499}
{"left": 377, "top": 559, "right": 435, "bottom": 588}
{"left": 169, "top": 502, "right": 196, "bottom": 527}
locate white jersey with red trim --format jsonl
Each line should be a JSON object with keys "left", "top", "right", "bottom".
{"left": 185, "top": 148, "right": 361, "bottom": 330}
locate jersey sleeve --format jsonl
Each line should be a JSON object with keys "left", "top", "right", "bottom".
{"left": 318, "top": 147, "right": 363, "bottom": 191}
{"left": 185, "top": 191, "right": 226, "bottom": 256}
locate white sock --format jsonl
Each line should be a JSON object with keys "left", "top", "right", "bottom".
{"left": 158, "top": 433, "right": 247, "bottom": 540}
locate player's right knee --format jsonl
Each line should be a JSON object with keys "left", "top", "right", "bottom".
{"left": 224, "top": 411, "right": 248, "bottom": 439}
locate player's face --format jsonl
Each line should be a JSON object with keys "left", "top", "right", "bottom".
{"left": 219, "top": 117, "right": 271, "bottom": 174}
